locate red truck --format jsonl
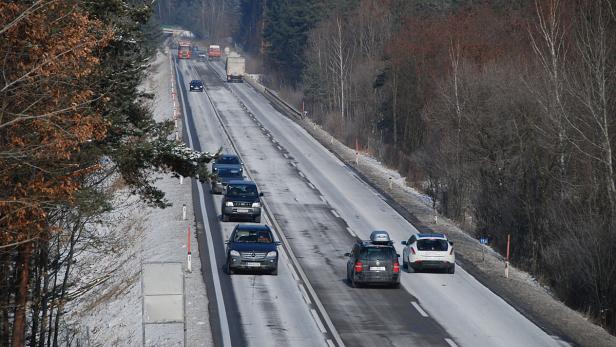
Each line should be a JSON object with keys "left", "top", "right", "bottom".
{"left": 207, "top": 45, "right": 222, "bottom": 60}
{"left": 178, "top": 41, "right": 191, "bottom": 59}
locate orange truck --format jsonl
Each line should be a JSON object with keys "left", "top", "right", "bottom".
{"left": 207, "top": 45, "right": 222, "bottom": 60}
{"left": 178, "top": 41, "right": 191, "bottom": 59}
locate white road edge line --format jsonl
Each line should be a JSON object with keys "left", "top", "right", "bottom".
{"left": 174, "top": 57, "right": 232, "bottom": 347}
{"left": 308, "top": 183, "right": 316, "bottom": 190}
{"left": 311, "top": 309, "right": 327, "bottom": 334}
{"left": 445, "top": 338, "right": 458, "bottom": 347}
{"left": 331, "top": 210, "right": 341, "bottom": 218}
{"left": 411, "top": 301, "right": 429, "bottom": 318}
{"left": 327, "top": 339, "right": 336, "bottom": 347}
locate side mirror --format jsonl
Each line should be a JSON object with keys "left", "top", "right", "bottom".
{"left": 396, "top": 254, "right": 401, "bottom": 258}
{"left": 344, "top": 253, "right": 351, "bottom": 257}
{"left": 449, "top": 241, "right": 454, "bottom": 246}
{"left": 224, "top": 240, "right": 229, "bottom": 244}
{"left": 275, "top": 241, "right": 282, "bottom": 246}
{"left": 259, "top": 192, "right": 264, "bottom": 197}
{"left": 401, "top": 241, "right": 407, "bottom": 245}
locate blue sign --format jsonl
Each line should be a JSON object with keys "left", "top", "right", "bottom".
{"left": 480, "top": 237, "right": 489, "bottom": 245}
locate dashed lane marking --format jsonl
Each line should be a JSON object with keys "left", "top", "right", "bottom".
{"left": 331, "top": 210, "right": 341, "bottom": 218}
{"left": 307, "top": 183, "right": 316, "bottom": 190}
{"left": 445, "top": 338, "right": 458, "bottom": 347}
{"left": 411, "top": 301, "right": 429, "bottom": 317}
{"left": 311, "top": 309, "right": 327, "bottom": 334}
{"left": 346, "top": 227, "right": 356, "bottom": 238}
{"left": 299, "top": 285, "right": 311, "bottom": 305}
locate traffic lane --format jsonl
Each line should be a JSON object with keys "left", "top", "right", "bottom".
{"left": 175, "top": 58, "right": 244, "bottom": 347}
{"left": 198, "top": 64, "right": 451, "bottom": 346}
{"left": 223, "top": 75, "right": 565, "bottom": 346}
{"left": 182, "top": 60, "right": 329, "bottom": 347}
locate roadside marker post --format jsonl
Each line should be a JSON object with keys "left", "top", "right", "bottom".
{"left": 179, "top": 176, "right": 183, "bottom": 185}
{"left": 182, "top": 204, "right": 187, "bottom": 220}
{"left": 187, "top": 226, "right": 192, "bottom": 273}
{"left": 480, "top": 237, "right": 489, "bottom": 262}
{"left": 355, "top": 138, "right": 359, "bottom": 165}
{"left": 505, "top": 234, "right": 510, "bottom": 278}
{"left": 389, "top": 177, "right": 393, "bottom": 190}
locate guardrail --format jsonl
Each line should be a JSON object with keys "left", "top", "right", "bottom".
{"left": 243, "top": 76, "right": 303, "bottom": 120}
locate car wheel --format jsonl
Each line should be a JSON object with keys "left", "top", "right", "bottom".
{"left": 391, "top": 282, "right": 400, "bottom": 289}
{"left": 226, "top": 261, "right": 234, "bottom": 275}
{"left": 271, "top": 267, "right": 278, "bottom": 276}
{"left": 402, "top": 257, "right": 408, "bottom": 270}
{"left": 351, "top": 275, "right": 361, "bottom": 288}
{"left": 448, "top": 265, "right": 455, "bottom": 274}
{"left": 253, "top": 215, "right": 261, "bottom": 223}
{"left": 222, "top": 214, "right": 229, "bottom": 222}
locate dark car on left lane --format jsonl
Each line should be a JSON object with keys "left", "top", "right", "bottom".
{"left": 226, "top": 224, "right": 281, "bottom": 275}
{"left": 211, "top": 167, "right": 243, "bottom": 194}
{"left": 189, "top": 79, "right": 204, "bottom": 92}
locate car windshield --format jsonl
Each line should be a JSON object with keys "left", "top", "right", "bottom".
{"left": 216, "top": 168, "right": 242, "bottom": 178}
{"left": 217, "top": 156, "right": 240, "bottom": 165}
{"left": 226, "top": 184, "right": 257, "bottom": 197}
{"left": 233, "top": 230, "right": 272, "bottom": 243}
{"left": 417, "top": 239, "right": 449, "bottom": 251}
{"left": 360, "top": 247, "right": 395, "bottom": 259}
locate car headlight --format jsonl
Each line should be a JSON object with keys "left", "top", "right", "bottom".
{"left": 225, "top": 201, "right": 234, "bottom": 207}
{"left": 251, "top": 202, "right": 261, "bottom": 208}
{"left": 266, "top": 251, "right": 277, "bottom": 258}
{"left": 230, "top": 250, "right": 240, "bottom": 257}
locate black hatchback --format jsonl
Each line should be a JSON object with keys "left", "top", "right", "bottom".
{"left": 345, "top": 231, "right": 401, "bottom": 288}
{"left": 189, "top": 79, "right": 204, "bottom": 92}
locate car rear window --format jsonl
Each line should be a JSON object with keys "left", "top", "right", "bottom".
{"left": 217, "top": 156, "right": 240, "bottom": 165}
{"left": 216, "top": 168, "right": 242, "bottom": 178}
{"left": 417, "top": 239, "right": 449, "bottom": 251}
{"left": 234, "top": 230, "right": 272, "bottom": 243}
{"left": 360, "top": 247, "right": 395, "bottom": 259}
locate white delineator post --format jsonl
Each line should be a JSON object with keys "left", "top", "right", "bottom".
{"left": 187, "top": 225, "right": 192, "bottom": 273}
{"left": 505, "top": 234, "right": 510, "bottom": 278}
{"left": 179, "top": 176, "right": 183, "bottom": 185}
{"left": 389, "top": 177, "right": 393, "bottom": 190}
{"left": 182, "top": 203, "right": 187, "bottom": 220}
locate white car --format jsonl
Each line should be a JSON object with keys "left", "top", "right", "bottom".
{"left": 401, "top": 233, "right": 455, "bottom": 274}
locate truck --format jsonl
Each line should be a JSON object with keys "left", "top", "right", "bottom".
{"left": 225, "top": 53, "right": 245, "bottom": 83}
{"left": 208, "top": 45, "right": 222, "bottom": 60}
{"left": 178, "top": 40, "right": 191, "bottom": 59}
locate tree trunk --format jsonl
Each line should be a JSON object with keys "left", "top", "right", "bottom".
{"left": 11, "top": 242, "right": 32, "bottom": 347}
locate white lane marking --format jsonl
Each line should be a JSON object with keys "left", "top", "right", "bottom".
{"left": 299, "top": 285, "right": 311, "bottom": 305}
{"left": 411, "top": 301, "right": 429, "bottom": 318}
{"left": 283, "top": 153, "right": 289, "bottom": 159}
{"left": 320, "top": 196, "right": 327, "bottom": 203}
{"left": 307, "top": 183, "right": 316, "bottom": 190}
{"left": 346, "top": 227, "right": 356, "bottom": 238}
{"left": 445, "top": 338, "right": 458, "bottom": 347}
{"left": 277, "top": 145, "right": 282, "bottom": 151}
{"left": 310, "top": 309, "right": 327, "bottom": 334}
{"left": 327, "top": 339, "right": 335, "bottom": 347}
{"left": 298, "top": 171, "right": 306, "bottom": 178}
{"left": 331, "top": 210, "right": 340, "bottom": 218}
{"left": 174, "top": 58, "right": 231, "bottom": 347}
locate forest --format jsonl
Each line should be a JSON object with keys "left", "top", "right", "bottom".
{"left": 0, "top": 1, "right": 215, "bottom": 345}
{"left": 163, "top": 0, "right": 616, "bottom": 334}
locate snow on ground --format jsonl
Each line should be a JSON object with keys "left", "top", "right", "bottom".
{"left": 66, "top": 50, "right": 213, "bottom": 346}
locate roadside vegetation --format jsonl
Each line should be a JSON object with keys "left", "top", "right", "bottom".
{"left": 0, "top": 1, "right": 215, "bottom": 345}
{"left": 162, "top": 0, "right": 616, "bottom": 335}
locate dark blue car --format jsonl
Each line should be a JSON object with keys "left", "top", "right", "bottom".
{"left": 225, "top": 224, "right": 281, "bottom": 275}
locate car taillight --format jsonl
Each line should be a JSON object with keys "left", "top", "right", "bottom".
{"left": 354, "top": 261, "right": 363, "bottom": 273}
{"left": 410, "top": 247, "right": 416, "bottom": 255}
{"left": 393, "top": 261, "right": 400, "bottom": 273}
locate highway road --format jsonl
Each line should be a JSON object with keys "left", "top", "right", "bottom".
{"left": 173, "top": 53, "right": 569, "bottom": 347}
